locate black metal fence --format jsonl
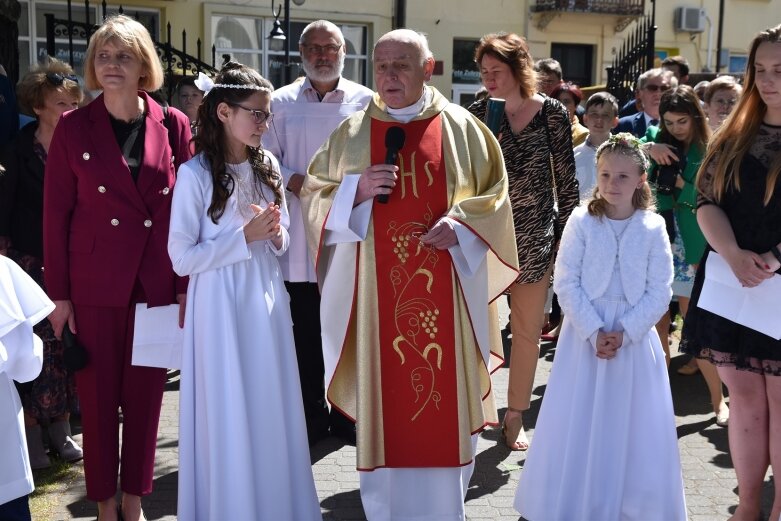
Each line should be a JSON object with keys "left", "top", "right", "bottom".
{"left": 44, "top": 0, "right": 218, "bottom": 101}
{"left": 605, "top": 12, "right": 656, "bottom": 107}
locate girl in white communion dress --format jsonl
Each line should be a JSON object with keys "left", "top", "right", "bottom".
{"left": 514, "top": 134, "right": 686, "bottom": 520}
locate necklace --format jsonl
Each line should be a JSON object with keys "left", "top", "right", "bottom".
{"left": 506, "top": 98, "right": 526, "bottom": 118}
{"left": 607, "top": 213, "right": 635, "bottom": 262}
{"left": 228, "top": 163, "right": 265, "bottom": 223}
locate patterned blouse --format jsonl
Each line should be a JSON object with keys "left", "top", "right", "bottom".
{"left": 469, "top": 96, "right": 579, "bottom": 284}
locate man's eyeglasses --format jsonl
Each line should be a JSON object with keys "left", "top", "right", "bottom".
{"left": 642, "top": 84, "right": 671, "bottom": 93}
{"left": 227, "top": 102, "right": 273, "bottom": 124}
{"left": 46, "top": 72, "right": 79, "bottom": 86}
{"left": 303, "top": 44, "right": 342, "bottom": 56}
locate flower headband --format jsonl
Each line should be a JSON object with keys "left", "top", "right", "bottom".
{"left": 194, "top": 71, "right": 271, "bottom": 97}
{"left": 606, "top": 132, "right": 642, "bottom": 149}
{"left": 596, "top": 132, "right": 650, "bottom": 171}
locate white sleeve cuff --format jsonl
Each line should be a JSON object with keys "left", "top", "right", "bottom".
{"left": 588, "top": 331, "right": 600, "bottom": 352}
{"left": 447, "top": 220, "right": 489, "bottom": 277}
{"left": 324, "top": 174, "right": 372, "bottom": 245}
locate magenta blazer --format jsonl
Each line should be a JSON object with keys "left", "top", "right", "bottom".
{"left": 43, "top": 91, "right": 192, "bottom": 307}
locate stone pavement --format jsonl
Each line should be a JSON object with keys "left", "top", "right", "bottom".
{"left": 46, "top": 301, "right": 775, "bottom": 520}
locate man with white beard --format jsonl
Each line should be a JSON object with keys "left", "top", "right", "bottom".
{"left": 263, "top": 19, "right": 372, "bottom": 446}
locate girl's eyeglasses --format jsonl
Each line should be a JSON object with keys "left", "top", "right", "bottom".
{"left": 46, "top": 72, "right": 79, "bottom": 86}
{"left": 227, "top": 102, "right": 273, "bottom": 124}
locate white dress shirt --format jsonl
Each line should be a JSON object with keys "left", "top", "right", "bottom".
{"left": 263, "top": 76, "right": 372, "bottom": 282}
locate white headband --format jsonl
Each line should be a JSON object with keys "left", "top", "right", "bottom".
{"left": 194, "top": 71, "right": 271, "bottom": 97}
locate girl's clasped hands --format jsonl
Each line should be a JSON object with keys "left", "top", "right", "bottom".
{"left": 595, "top": 331, "right": 624, "bottom": 360}
{"left": 244, "top": 203, "right": 282, "bottom": 245}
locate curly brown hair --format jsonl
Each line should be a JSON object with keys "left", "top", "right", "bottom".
{"left": 192, "top": 62, "right": 282, "bottom": 223}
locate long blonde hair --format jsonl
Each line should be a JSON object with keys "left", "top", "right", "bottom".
{"left": 697, "top": 24, "right": 781, "bottom": 205}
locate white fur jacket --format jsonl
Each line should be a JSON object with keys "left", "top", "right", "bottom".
{"left": 553, "top": 205, "right": 673, "bottom": 345}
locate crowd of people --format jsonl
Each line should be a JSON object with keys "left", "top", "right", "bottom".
{"left": 0, "top": 13, "right": 780, "bottom": 521}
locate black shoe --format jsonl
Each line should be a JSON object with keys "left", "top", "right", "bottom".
{"left": 329, "top": 411, "right": 356, "bottom": 445}
{"left": 307, "top": 426, "right": 329, "bottom": 447}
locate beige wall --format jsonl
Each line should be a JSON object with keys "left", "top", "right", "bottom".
{"left": 51, "top": 0, "right": 779, "bottom": 94}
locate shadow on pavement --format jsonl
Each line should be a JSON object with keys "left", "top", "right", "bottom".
{"left": 310, "top": 436, "right": 349, "bottom": 464}
{"left": 320, "top": 489, "right": 365, "bottom": 520}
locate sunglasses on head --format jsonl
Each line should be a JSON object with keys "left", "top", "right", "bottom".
{"left": 46, "top": 72, "right": 79, "bottom": 86}
{"left": 643, "top": 84, "right": 670, "bottom": 93}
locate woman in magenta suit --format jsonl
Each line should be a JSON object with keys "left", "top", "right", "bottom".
{"left": 43, "top": 15, "right": 191, "bottom": 521}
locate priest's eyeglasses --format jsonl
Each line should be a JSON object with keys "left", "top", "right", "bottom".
{"left": 227, "top": 102, "right": 273, "bottom": 124}
{"left": 304, "top": 44, "right": 342, "bottom": 56}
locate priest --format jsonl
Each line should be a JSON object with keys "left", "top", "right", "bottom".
{"left": 300, "top": 29, "right": 519, "bottom": 520}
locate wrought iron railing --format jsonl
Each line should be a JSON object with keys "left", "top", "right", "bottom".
{"left": 531, "top": 0, "right": 644, "bottom": 15}
{"left": 606, "top": 13, "right": 656, "bottom": 107}
{"left": 44, "top": 0, "right": 217, "bottom": 101}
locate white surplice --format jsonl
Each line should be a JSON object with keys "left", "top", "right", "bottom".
{"left": 169, "top": 153, "right": 320, "bottom": 520}
{"left": 0, "top": 257, "right": 53, "bottom": 506}
{"left": 263, "top": 77, "right": 373, "bottom": 283}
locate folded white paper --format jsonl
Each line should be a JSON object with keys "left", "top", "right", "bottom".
{"left": 698, "top": 251, "right": 781, "bottom": 340}
{"left": 132, "top": 303, "right": 183, "bottom": 369}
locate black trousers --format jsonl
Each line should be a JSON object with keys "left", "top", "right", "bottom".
{"left": 286, "top": 281, "right": 354, "bottom": 443}
{"left": 0, "top": 495, "right": 31, "bottom": 521}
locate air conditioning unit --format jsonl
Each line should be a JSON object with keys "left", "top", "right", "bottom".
{"left": 674, "top": 7, "right": 706, "bottom": 33}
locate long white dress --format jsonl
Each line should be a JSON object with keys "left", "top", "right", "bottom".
{"left": 0, "top": 257, "right": 53, "bottom": 506}
{"left": 515, "top": 217, "right": 687, "bottom": 521}
{"left": 169, "top": 153, "right": 321, "bottom": 520}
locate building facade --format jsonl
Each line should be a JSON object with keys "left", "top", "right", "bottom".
{"left": 14, "top": 0, "right": 780, "bottom": 101}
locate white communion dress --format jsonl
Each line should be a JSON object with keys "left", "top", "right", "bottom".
{"left": 515, "top": 217, "right": 687, "bottom": 521}
{"left": 169, "top": 154, "right": 321, "bottom": 520}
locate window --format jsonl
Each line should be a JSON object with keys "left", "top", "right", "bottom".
{"left": 551, "top": 43, "right": 594, "bottom": 88}
{"left": 211, "top": 15, "right": 369, "bottom": 88}
{"left": 728, "top": 55, "right": 748, "bottom": 74}
{"left": 16, "top": 1, "right": 159, "bottom": 79}
{"left": 452, "top": 38, "right": 480, "bottom": 85}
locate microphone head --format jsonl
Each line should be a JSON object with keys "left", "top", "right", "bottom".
{"left": 385, "top": 126, "right": 406, "bottom": 151}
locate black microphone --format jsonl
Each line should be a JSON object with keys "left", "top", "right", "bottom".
{"left": 377, "top": 126, "right": 406, "bottom": 204}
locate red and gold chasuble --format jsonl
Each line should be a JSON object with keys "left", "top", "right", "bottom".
{"left": 370, "top": 115, "right": 460, "bottom": 467}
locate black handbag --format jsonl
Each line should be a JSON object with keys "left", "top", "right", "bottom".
{"left": 62, "top": 324, "right": 89, "bottom": 371}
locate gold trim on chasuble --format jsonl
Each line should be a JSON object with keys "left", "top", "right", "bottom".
{"left": 303, "top": 88, "right": 519, "bottom": 471}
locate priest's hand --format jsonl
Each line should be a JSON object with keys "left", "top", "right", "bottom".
{"left": 355, "top": 165, "right": 398, "bottom": 205}
{"left": 420, "top": 218, "right": 458, "bottom": 250}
